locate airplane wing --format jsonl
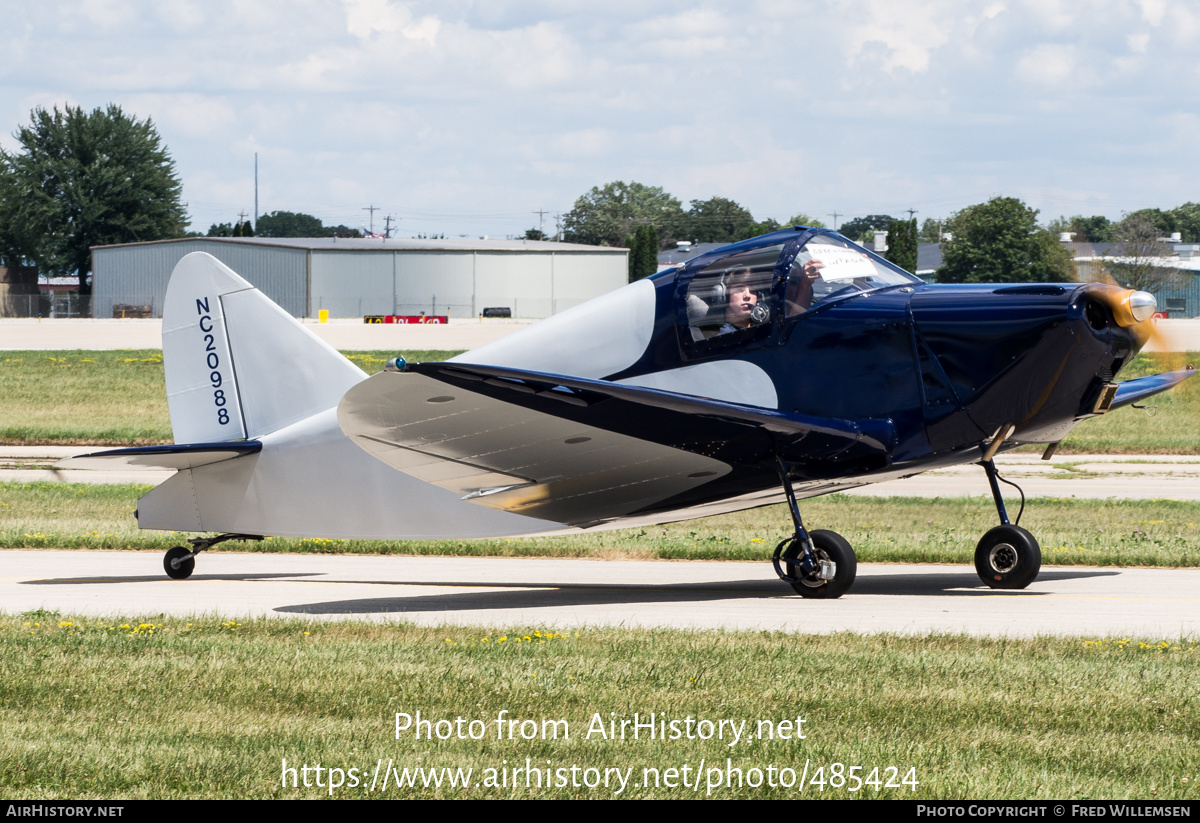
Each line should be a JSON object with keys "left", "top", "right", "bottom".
{"left": 337, "top": 362, "right": 896, "bottom": 527}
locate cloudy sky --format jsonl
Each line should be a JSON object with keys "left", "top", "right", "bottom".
{"left": 2, "top": 0, "right": 1197, "bottom": 238}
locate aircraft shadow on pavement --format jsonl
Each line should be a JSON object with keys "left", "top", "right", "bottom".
{"left": 274, "top": 568, "right": 1120, "bottom": 615}
{"left": 20, "top": 572, "right": 326, "bottom": 585}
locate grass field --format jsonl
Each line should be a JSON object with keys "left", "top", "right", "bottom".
{"left": 0, "top": 350, "right": 461, "bottom": 444}
{"left": 5, "top": 481, "right": 1199, "bottom": 567}
{"left": 0, "top": 349, "right": 1197, "bottom": 451}
{"left": 3, "top": 350, "right": 1197, "bottom": 802}
{"left": 2, "top": 615, "right": 1196, "bottom": 799}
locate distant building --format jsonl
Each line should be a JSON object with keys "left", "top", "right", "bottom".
{"left": 91, "top": 236, "right": 628, "bottom": 319}
{"left": 656, "top": 241, "right": 727, "bottom": 272}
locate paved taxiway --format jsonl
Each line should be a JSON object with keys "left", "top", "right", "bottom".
{"left": 6, "top": 447, "right": 1200, "bottom": 500}
{"left": 3, "top": 550, "right": 1197, "bottom": 638}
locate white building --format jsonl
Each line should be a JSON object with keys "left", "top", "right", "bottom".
{"left": 91, "top": 236, "right": 628, "bottom": 319}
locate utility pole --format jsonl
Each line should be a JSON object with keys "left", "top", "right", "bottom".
{"left": 383, "top": 214, "right": 397, "bottom": 238}
{"left": 554, "top": 212, "right": 563, "bottom": 242}
{"left": 905, "top": 208, "right": 918, "bottom": 221}
{"left": 254, "top": 153, "right": 258, "bottom": 224}
{"left": 533, "top": 208, "right": 549, "bottom": 238}
{"left": 828, "top": 211, "right": 841, "bottom": 231}
{"left": 363, "top": 204, "right": 379, "bottom": 234}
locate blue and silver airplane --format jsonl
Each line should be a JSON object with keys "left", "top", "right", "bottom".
{"left": 63, "top": 226, "right": 1193, "bottom": 597}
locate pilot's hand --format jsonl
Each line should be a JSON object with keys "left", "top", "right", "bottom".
{"left": 801, "top": 259, "right": 824, "bottom": 280}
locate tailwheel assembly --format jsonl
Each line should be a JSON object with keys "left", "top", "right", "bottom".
{"left": 161, "top": 533, "right": 263, "bottom": 580}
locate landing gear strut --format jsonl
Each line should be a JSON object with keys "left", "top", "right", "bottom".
{"left": 162, "top": 533, "right": 263, "bottom": 580}
{"left": 771, "top": 455, "right": 857, "bottom": 598}
{"left": 975, "top": 459, "right": 1040, "bottom": 589}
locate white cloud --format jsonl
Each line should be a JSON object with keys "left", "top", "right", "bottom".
{"left": 1015, "top": 43, "right": 1078, "bottom": 87}
{"left": 1136, "top": 0, "right": 1167, "bottom": 26}
{"left": 848, "top": 0, "right": 951, "bottom": 73}
{"left": 2, "top": 1, "right": 1199, "bottom": 234}
{"left": 343, "top": 0, "right": 440, "bottom": 43}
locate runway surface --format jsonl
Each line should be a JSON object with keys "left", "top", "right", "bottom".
{"left": 6, "top": 448, "right": 1200, "bottom": 500}
{"left": 4, "top": 550, "right": 1197, "bottom": 638}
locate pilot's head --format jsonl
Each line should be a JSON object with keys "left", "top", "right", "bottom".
{"left": 724, "top": 268, "right": 759, "bottom": 329}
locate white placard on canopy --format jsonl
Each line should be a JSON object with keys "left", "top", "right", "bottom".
{"left": 805, "top": 244, "right": 877, "bottom": 281}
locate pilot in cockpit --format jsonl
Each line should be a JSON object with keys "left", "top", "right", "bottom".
{"left": 718, "top": 267, "right": 761, "bottom": 334}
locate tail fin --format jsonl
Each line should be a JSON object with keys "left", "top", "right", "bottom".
{"left": 162, "top": 252, "right": 366, "bottom": 443}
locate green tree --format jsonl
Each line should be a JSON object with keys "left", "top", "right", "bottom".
{"left": 257, "top": 210, "right": 325, "bottom": 238}
{"left": 563, "top": 181, "right": 684, "bottom": 247}
{"left": 837, "top": 214, "right": 894, "bottom": 241}
{"left": 919, "top": 218, "right": 944, "bottom": 243}
{"left": 1101, "top": 213, "right": 1181, "bottom": 293}
{"left": 1167, "top": 203, "right": 1200, "bottom": 242}
{"left": 1125, "top": 208, "right": 1175, "bottom": 238}
{"left": 937, "top": 197, "right": 1074, "bottom": 283}
{"left": 681, "top": 196, "right": 756, "bottom": 243}
{"left": 885, "top": 218, "right": 918, "bottom": 273}
{"left": 781, "top": 212, "right": 827, "bottom": 229}
{"left": 625, "top": 224, "right": 659, "bottom": 282}
{"left": 1071, "top": 215, "right": 1114, "bottom": 244}
{"left": 0, "top": 104, "right": 186, "bottom": 294}
{"left": 523, "top": 227, "right": 547, "bottom": 241}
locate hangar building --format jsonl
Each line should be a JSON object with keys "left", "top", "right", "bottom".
{"left": 91, "top": 236, "right": 628, "bottom": 319}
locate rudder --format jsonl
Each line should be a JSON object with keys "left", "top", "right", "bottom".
{"left": 162, "top": 252, "right": 366, "bottom": 443}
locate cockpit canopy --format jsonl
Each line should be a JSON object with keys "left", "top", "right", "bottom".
{"left": 681, "top": 230, "right": 920, "bottom": 344}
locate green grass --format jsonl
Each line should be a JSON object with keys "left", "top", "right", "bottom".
{"left": 0, "top": 350, "right": 463, "bottom": 445}
{"left": 5, "top": 482, "right": 1200, "bottom": 567}
{"left": 1051, "top": 351, "right": 1200, "bottom": 454}
{"left": 1, "top": 616, "right": 1196, "bottom": 799}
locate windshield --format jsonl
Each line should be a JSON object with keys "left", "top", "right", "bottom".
{"left": 784, "top": 233, "right": 919, "bottom": 318}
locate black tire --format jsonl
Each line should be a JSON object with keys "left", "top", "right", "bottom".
{"left": 974, "top": 525, "right": 1041, "bottom": 589}
{"left": 164, "top": 546, "right": 195, "bottom": 580}
{"left": 783, "top": 529, "right": 857, "bottom": 599}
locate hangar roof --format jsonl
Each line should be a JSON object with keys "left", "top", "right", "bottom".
{"left": 92, "top": 236, "right": 625, "bottom": 253}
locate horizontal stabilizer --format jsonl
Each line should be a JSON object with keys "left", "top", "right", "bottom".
{"left": 1111, "top": 367, "right": 1196, "bottom": 410}
{"left": 57, "top": 442, "right": 262, "bottom": 471}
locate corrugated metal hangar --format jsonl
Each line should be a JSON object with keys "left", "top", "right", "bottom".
{"left": 91, "top": 237, "right": 628, "bottom": 319}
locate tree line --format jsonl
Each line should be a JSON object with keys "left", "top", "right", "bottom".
{"left": 0, "top": 104, "right": 1192, "bottom": 295}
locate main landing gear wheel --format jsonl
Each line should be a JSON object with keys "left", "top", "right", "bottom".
{"left": 781, "top": 529, "right": 857, "bottom": 599}
{"left": 163, "top": 546, "right": 195, "bottom": 580}
{"left": 974, "top": 525, "right": 1041, "bottom": 589}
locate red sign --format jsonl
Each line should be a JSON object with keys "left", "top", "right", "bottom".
{"left": 364, "top": 315, "right": 448, "bottom": 324}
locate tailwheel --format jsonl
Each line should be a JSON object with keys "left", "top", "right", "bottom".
{"left": 780, "top": 529, "right": 857, "bottom": 599}
{"left": 974, "top": 524, "right": 1041, "bottom": 589}
{"left": 160, "top": 533, "right": 263, "bottom": 580}
{"left": 163, "top": 546, "right": 195, "bottom": 580}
